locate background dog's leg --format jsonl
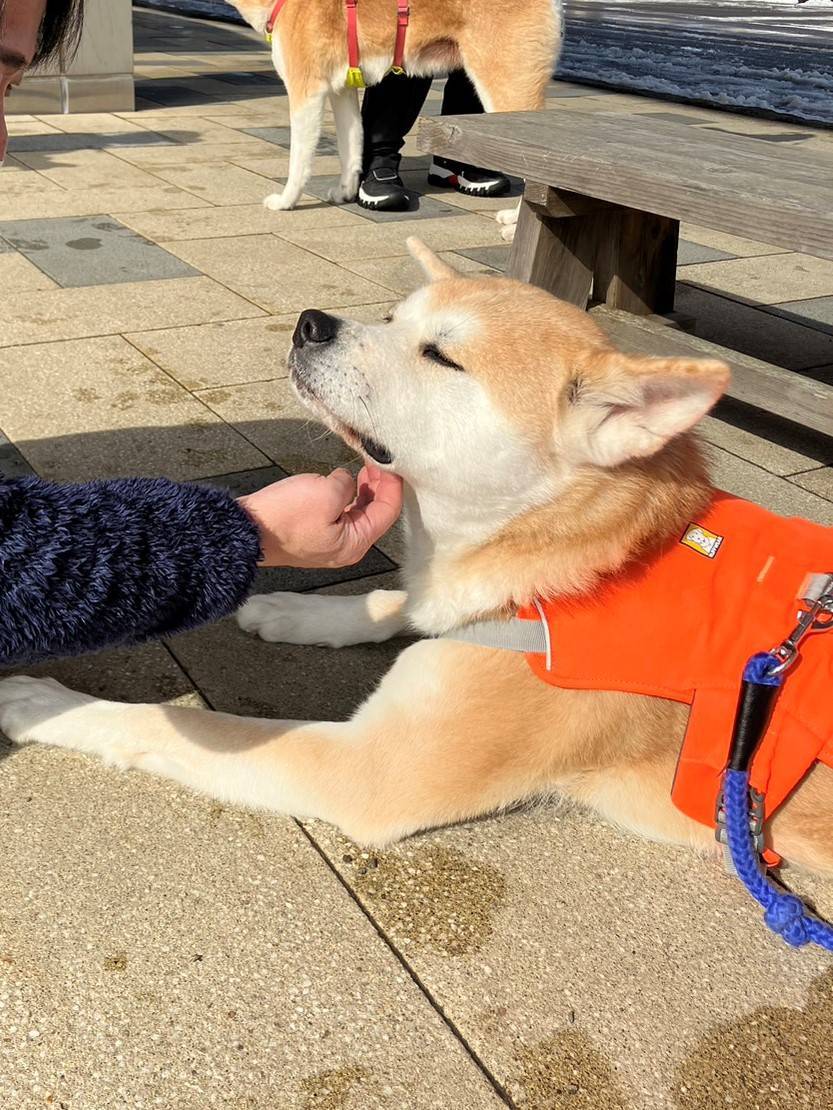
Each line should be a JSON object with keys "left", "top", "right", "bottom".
{"left": 329, "top": 87, "right": 362, "bottom": 204}
{"left": 0, "top": 643, "right": 560, "bottom": 848}
{"left": 237, "top": 589, "right": 408, "bottom": 648}
{"left": 461, "top": 19, "right": 559, "bottom": 241}
{"left": 264, "top": 83, "right": 328, "bottom": 212}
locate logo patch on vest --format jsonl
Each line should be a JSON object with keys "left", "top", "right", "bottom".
{"left": 681, "top": 524, "right": 724, "bottom": 559}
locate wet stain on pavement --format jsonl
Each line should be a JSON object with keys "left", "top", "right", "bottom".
{"left": 673, "top": 969, "right": 833, "bottom": 1109}
{"left": 66, "top": 238, "right": 102, "bottom": 251}
{"left": 338, "top": 839, "right": 507, "bottom": 956}
{"left": 300, "top": 1065, "right": 371, "bottom": 1109}
{"left": 509, "top": 1031, "right": 629, "bottom": 1109}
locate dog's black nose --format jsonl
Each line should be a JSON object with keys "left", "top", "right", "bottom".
{"left": 293, "top": 309, "right": 340, "bottom": 348}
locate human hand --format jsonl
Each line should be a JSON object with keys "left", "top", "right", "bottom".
{"left": 238, "top": 466, "right": 403, "bottom": 569}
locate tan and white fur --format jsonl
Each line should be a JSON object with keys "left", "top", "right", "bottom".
{"left": 2, "top": 240, "right": 832, "bottom": 875}
{"left": 230, "top": 0, "right": 563, "bottom": 235}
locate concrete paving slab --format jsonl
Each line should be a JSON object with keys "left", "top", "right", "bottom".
{"left": 38, "top": 112, "right": 151, "bottom": 136}
{"left": 790, "top": 467, "right": 833, "bottom": 501}
{"left": 0, "top": 216, "right": 199, "bottom": 289}
{"left": 11, "top": 148, "right": 165, "bottom": 191}
{"left": 0, "top": 335, "right": 270, "bottom": 482}
{"left": 307, "top": 806, "right": 833, "bottom": 1110}
{"left": 0, "top": 433, "right": 36, "bottom": 480}
{"left": 0, "top": 167, "right": 65, "bottom": 196}
{"left": 0, "top": 252, "right": 57, "bottom": 292}
{"left": 161, "top": 235, "right": 394, "bottom": 314}
{"left": 302, "top": 174, "right": 461, "bottom": 224}
{"left": 278, "top": 215, "right": 505, "bottom": 264}
{"left": 166, "top": 571, "right": 405, "bottom": 723}
{"left": 0, "top": 184, "right": 211, "bottom": 223}
{"left": 4, "top": 639, "right": 202, "bottom": 707}
{"left": 344, "top": 252, "right": 500, "bottom": 297}
{"left": 115, "top": 196, "right": 363, "bottom": 242}
{"left": 110, "top": 136, "right": 280, "bottom": 166}
{"left": 126, "top": 315, "right": 294, "bottom": 390}
{"left": 229, "top": 152, "right": 344, "bottom": 180}
{"left": 128, "top": 303, "right": 394, "bottom": 395}
{"left": 706, "top": 444, "right": 833, "bottom": 520}
{"left": 700, "top": 405, "right": 833, "bottom": 478}
{"left": 679, "top": 222, "right": 789, "bottom": 259}
{"left": 764, "top": 295, "right": 833, "bottom": 337}
{"left": 194, "top": 378, "right": 359, "bottom": 475}
{"left": 0, "top": 741, "right": 498, "bottom": 1110}
{"left": 0, "top": 275, "right": 263, "bottom": 348}
{"left": 132, "top": 114, "right": 267, "bottom": 144}
{"left": 241, "top": 125, "right": 338, "bottom": 155}
{"left": 682, "top": 254, "right": 833, "bottom": 305}
{"left": 674, "top": 284, "right": 833, "bottom": 371}
{"left": 150, "top": 161, "right": 283, "bottom": 205}
{"left": 677, "top": 239, "right": 736, "bottom": 265}
{"left": 456, "top": 245, "right": 512, "bottom": 273}
{"left": 7, "top": 129, "right": 173, "bottom": 153}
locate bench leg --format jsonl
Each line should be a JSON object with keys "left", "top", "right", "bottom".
{"left": 594, "top": 208, "right": 680, "bottom": 315}
{"left": 508, "top": 195, "right": 598, "bottom": 309}
{"left": 508, "top": 185, "right": 680, "bottom": 317}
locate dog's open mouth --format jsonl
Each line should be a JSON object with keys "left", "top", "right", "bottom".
{"left": 291, "top": 369, "right": 394, "bottom": 466}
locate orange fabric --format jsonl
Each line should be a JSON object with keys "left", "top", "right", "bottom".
{"left": 519, "top": 493, "right": 833, "bottom": 830}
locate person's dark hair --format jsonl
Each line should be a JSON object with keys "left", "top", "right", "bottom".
{"left": 34, "top": 0, "right": 85, "bottom": 67}
{"left": 0, "top": 0, "right": 86, "bottom": 68}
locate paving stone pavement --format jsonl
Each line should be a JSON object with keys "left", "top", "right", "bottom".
{"left": 2, "top": 7, "right": 833, "bottom": 1109}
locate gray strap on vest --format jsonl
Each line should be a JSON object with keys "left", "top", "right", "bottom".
{"left": 441, "top": 599, "right": 552, "bottom": 671}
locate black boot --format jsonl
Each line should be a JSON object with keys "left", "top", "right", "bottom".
{"left": 358, "top": 162, "right": 410, "bottom": 211}
{"left": 427, "top": 156, "right": 511, "bottom": 197}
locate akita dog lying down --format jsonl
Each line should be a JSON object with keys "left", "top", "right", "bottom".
{"left": 228, "top": 0, "right": 562, "bottom": 233}
{"left": 1, "top": 240, "right": 832, "bottom": 879}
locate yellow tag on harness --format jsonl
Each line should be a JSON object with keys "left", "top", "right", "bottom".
{"left": 345, "top": 66, "right": 366, "bottom": 89}
{"left": 388, "top": 65, "right": 406, "bottom": 76}
{"left": 265, "top": 32, "right": 272, "bottom": 43}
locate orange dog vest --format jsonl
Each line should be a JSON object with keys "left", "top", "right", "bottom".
{"left": 519, "top": 493, "right": 833, "bottom": 831}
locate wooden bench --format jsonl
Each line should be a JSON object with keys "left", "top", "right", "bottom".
{"left": 418, "top": 109, "right": 833, "bottom": 436}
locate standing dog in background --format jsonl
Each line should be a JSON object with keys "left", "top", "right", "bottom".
{"left": 230, "top": 0, "right": 562, "bottom": 233}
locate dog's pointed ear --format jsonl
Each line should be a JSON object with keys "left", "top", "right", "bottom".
{"left": 407, "top": 237, "right": 458, "bottom": 282}
{"left": 559, "top": 351, "right": 730, "bottom": 468}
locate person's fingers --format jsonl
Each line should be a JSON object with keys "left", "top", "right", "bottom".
{"left": 341, "top": 473, "right": 403, "bottom": 546}
{"left": 322, "top": 468, "right": 357, "bottom": 516}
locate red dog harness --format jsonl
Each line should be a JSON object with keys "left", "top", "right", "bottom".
{"left": 514, "top": 493, "right": 833, "bottom": 839}
{"left": 266, "top": 0, "right": 410, "bottom": 88}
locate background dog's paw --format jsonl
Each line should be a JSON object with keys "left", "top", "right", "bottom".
{"left": 237, "top": 593, "right": 347, "bottom": 647}
{"left": 327, "top": 179, "right": 359, "bottom": 205}
{"left": 263, "top": 191, "right": 294, "bottom": 212}
{"left": 496, "top": 204, "right": 520, "bottom": 227}
{"left": 496, "top": 203, "right": 519, "bottom": 243}
{"left": 0, "top": 676, "right": 91, "bottom": 745}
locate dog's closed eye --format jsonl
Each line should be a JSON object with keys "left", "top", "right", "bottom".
{"left": 422, "top": 343, "right": 465, "bottom": 372}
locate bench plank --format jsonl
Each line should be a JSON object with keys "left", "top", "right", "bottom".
{"left": 592, "top": 307, "right": 833, "bottom": 438}
{"left": 419, "top": 112, "right": 833, "bottom": 260}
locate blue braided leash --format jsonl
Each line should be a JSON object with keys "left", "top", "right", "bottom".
{"left": 722, "top": 652, "right": 833, "bottom": 951}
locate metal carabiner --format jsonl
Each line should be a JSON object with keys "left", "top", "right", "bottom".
{"left": 768, "top": 572, "right": 833, "bottom": 676}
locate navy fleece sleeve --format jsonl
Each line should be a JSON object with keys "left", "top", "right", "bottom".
{"left": 0, "top": 476, "right": 262, "bottom": 666}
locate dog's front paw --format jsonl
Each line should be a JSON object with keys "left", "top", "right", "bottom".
{"left": 0, "top": 676, "right": 92, "bottom": 745}
{"left": 496, "top": 204, "right": 520, "bottom": 228}
{"left": 264, "top": 191, "right": 295, "bottom": 212}
{"left": 328, "top": 177, "right": 359, "bottom": 205}
{"left": 237, "top": 592, "right": 352, "bottom": 647}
